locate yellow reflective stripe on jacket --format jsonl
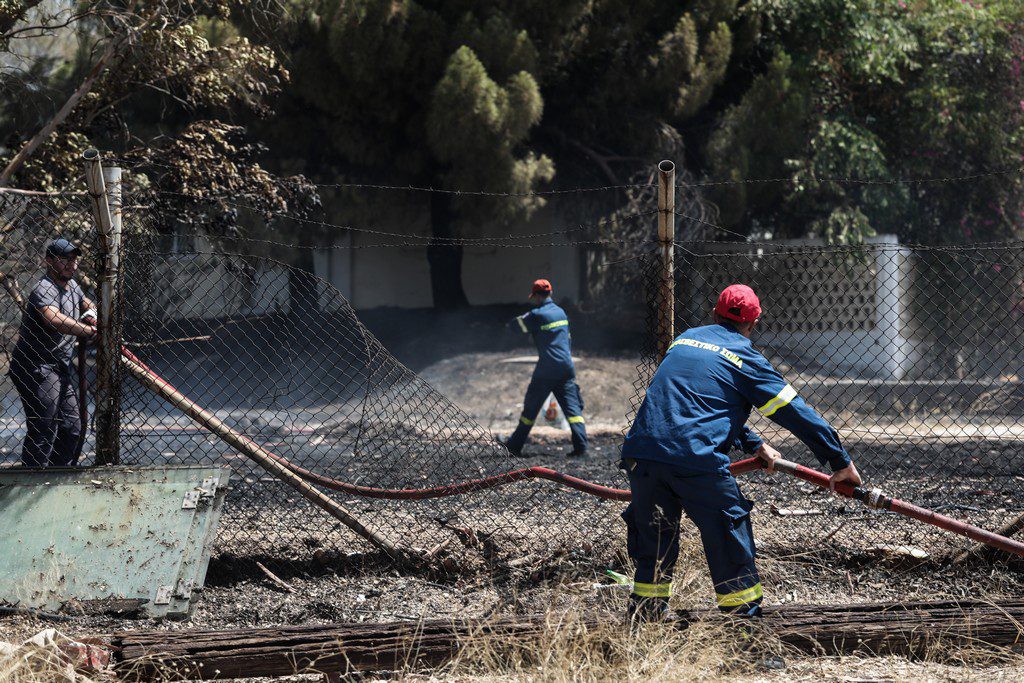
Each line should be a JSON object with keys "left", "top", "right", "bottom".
{"left": 516, "top": 316, "right": 528, "bottom": 333}
{"left": 716, "top": 583, "right": 763, "bottom": 607}
{"left": 567, "top": 416, "right": 585, "bottom": 424}
{"left": 757, "top": 385, "right": 797, "bottom": 418}
{"left": 520, "top": 415, "right": 534, "bottom": 426}
{"left": 632, "top": 581, "right": 672, "bottom": 598}
{"left": 540, "top": 319, "right": 569, "bottom": 331}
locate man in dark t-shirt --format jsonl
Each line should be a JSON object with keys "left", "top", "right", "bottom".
{"left": 9, "top": 238, "right": 97, "bottom": 466}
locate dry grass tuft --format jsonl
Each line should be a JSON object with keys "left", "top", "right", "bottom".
{"left": 443, "top": 606, "right": 777, "bottom": 682}
{"left": 0, "top": 643, "right": 99, "bottom": 682}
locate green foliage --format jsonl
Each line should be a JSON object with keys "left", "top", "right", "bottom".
{"left": 535, "top": 0, "right": 749, "bottom": 164}
{"left": 706, "top": 51, "right": 809, "bottom": 227}
{"left": 0, "top": 1, "right": 308, "bottom": 224}
{"left": 265, "top": 0, "right": 755, "bottom": 226}
{"left": 427, "top": 47, "right": 552, "bottom": 215}
{"left": 786, "top": 119, "right": 909, "bottom": 243}
{"left": 276, "top": 0, "right": 556, "bottom": 228}
{"left": 708, "top": 0, "right": 1024, "bottom": 243}
{"left": 115, "top": 25, "right": 285, "bottom": 116}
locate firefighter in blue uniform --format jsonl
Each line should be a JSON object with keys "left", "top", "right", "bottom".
{"left": 502, "top": 279, "right": 588, "bottom": 457}
{"left": 620, "top": 284, "right": 862, "bottom": 622}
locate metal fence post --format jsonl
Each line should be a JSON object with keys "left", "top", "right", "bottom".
{"left": 83, "top": 149, "right": 122, "bottom": 465}
{"left": 657, "top": 160, "right": 676, "bottom": 358}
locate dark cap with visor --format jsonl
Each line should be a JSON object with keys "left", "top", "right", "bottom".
{"left": 45, "top": 238, "right": 80, "bottom": 257}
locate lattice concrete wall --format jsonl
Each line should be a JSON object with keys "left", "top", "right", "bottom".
{"left": 682, "top": 235, "right": 911, "bottom": 378}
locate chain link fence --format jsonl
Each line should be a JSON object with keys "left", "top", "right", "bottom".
{"left": 114, "top": 228, "right": 627, "bottom": 568}
{"left": 5, "top": 187, "right": 1024, "bottom": 570}
{"left": 635, "top": 235, "right": 1024, "bottom": 559}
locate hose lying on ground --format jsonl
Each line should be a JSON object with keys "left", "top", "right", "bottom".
{"left": 765, "top": 456, "right": 1024, "bottom": 559}
{"left": 119, "top": 347, "right": 1024, "bottom": 560}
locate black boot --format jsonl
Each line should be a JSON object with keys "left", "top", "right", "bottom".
{"left": 626, "top": 594, "right": 673, "bottom": 625}
{"left": 725, "top": 616, "right": 786, "bottom": 671}
{"left": 495, "top": 436, "right": 523, "bottom": 457}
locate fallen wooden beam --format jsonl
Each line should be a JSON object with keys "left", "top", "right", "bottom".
{"left": 109, "top": 600, "right": 1024, "bottom": 680}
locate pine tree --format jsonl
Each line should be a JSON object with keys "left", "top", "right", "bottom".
{"left": 267, "top": 0, "right": 751, "bottom": 307}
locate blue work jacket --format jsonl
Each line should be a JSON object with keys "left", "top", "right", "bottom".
{"left": 511, "top": 298, "right": 576, "bottom": 379}
{"left": 622, "top": 323, "right": 851, "bottom": 474}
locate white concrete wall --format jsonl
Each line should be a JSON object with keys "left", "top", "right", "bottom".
{"left": 463, "top": 242, "right": 580, "bottom": 306}
{"left": 313, "top": 206, "right": 585, "bottom": 310}
{"left": 348, "top": 237, "right": 433, "bottom": 309}
{"left": 313, "top": 232, "right": 352, "bottom": 312}
{"left": 765, "top": 236, "right": 912, "bottom": 379}
{"left": 148, "top": 247, "right": 290, "bottom": 320}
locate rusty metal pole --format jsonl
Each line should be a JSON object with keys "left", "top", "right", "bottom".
{"left": 657, "top": 160, "right": 676, "bottom": 358}
{"left": 118, "top": 348, "right": 408, "bottom": 563}
{"left": 83, "top": 149, "right": 122, "bottom": 465}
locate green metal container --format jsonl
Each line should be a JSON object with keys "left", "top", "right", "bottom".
{"left": 0, "top": 465, "right": 229, "bottom": 618}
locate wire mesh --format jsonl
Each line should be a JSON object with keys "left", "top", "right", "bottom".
{"left": 115, "top": 232, "right": 626, "bottom": 567}
{"left": 633, "top": 236, "right": 1024, "bottom": 559}
{"left": 5, "top": 188, "right": 1024, "bottom": 570}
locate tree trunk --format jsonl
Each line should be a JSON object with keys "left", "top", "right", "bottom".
{"left": 426, "top": 193, "right": 469, "bottom": 310}
{"left": 288, "top": 249, "right": 321, "bottom": 319}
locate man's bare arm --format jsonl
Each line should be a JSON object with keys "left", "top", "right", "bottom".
{"left": 39, "top": 306, "right": 96, "bottom": 338}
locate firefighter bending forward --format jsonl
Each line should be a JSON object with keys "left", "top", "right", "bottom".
{"left": 620, "top": 284, "right": 861, "bottom": 621}
{"left": 502, "top": 279, "right": 587, "bottom": 457}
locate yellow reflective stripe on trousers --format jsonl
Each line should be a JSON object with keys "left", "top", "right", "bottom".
{"left": 632, "top": 581, "right": 672, "bottom": 598}
{"left": 516, "top": 316, "right": 529, "bottom": 333}
{"left": 757, "top": 385, "right": 797, "bottom": 417}
{"left": 540, "top": 319, "right": 569, "bottom": 331}
{"left": 716, "top": 583, "right": 763, "bottom": 607}
{"left": 567, "top": 416, "right": 585, "bottom": 424}
{"left": 520, "top": 415, "right": 534, "bottom": 426}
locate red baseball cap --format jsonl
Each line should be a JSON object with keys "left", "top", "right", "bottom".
{"left": 715, "top": 284, "right": 761, "bottom": 323}
{"left": 531, "top": 279, "right": 552, "bottom": 297}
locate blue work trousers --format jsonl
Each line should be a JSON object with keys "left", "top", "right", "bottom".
{"left": 9, "top": 361, "right": 81, "bottom": 467}
{"left": 622, "top": 459, "right": 762, "bottom": 616}
{"left": 506, "top": 374, "right": 587, "bottom": 453}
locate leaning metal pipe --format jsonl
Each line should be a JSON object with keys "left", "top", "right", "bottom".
{"left": 118, "top": 347, "right": 408, "bottom": 563}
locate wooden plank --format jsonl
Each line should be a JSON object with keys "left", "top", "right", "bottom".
{"left": 110, "top": 601, "right": 1024, "bottom": 680}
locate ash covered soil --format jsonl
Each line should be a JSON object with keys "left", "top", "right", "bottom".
{"left": 5, "top": 316, "right": 1024, "bottom": 679}
{"left": 3, "top": 432, "right": 1024, "bottom": 637}
{"left": 4, "top": 425, "right": 1024, "bottom": 681}
{"left": 417, "top": 350, "right": 641, "bottom": 435}
{"left": 4, "top": 478, "right": 1024, "bottom": 683}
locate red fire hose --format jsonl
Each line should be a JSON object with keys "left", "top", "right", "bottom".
{"left": 765, "top": 456, "right": 1024, "bottom": 559}
{"left": 119, "top": 347, "right": 1024, "bottom": 559}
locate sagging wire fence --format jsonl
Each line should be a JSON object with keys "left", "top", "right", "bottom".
{"left": 0, "top": 180, "right": 642, "bottom": 570}
{"left": 634, "top": 234, "right": 1024, "bottom": 561}
{"left": 4, "top": 164, "right": 1024, "bottom": 572}
{"left": 116, "top": 242, "right": 630, "bottom": 566}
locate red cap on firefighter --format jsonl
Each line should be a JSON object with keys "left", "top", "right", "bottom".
{"left": 715, "top": 284, "right": 761, "bottom": 323}
{"left": 531, "top": 279, "right": 552, "bottom": 297}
